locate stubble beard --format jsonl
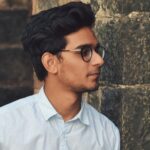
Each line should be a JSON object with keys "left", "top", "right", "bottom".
{"left": 77, "top": 81, "right": 100, "bottom": 93}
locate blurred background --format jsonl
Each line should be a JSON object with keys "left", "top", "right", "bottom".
{"left": 0, "top": 0, "right": 150, "bottom": 150}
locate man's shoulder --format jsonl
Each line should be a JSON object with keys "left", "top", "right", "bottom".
{"left": 0, "top": 94, "right": 38, "bottom": 116}
{"left": 85, "top": 102, "right": 119, "bottom": 131}
{"left": 84, "top": 103, "right": 120, "bottom": 149}
{"left": 0, "top": 93, "right": 42, "bottom": 144}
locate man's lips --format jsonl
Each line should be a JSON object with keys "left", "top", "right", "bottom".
{"left": 87, "top": 71, "right": 100, "bottom": 77}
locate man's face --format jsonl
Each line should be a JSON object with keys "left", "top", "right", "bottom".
{"left": 57, "top": 27, "right": 104, "bottom": 92}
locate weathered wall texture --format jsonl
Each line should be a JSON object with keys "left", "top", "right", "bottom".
{"left": 0, "top": 0, "right": 33, "bottom": 106}
{"left": 0, "top": 0, "right": 149, "bottom": 150}
{"left": 90, "top": 1, "right": 150, "bottom": 150}
{"left": 0, "top": 0, "right": 31, "bottom": 9}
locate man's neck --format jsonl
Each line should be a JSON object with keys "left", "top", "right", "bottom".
{"left": 44, "top": 81, "right": 82, "bottom": 122}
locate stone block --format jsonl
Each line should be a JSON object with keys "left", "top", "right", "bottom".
{"left": 121, "top": 85, "right": 150, "bottom": 150}
{"left": 0, "top": 48, "right": 33, "bottom": 86}
{"left": 91, "top": 0, "right": 150, "bottom": 15}
{"left": 88, "top": 84, "right": 150, "bottom": 150}
{"left": 33, "top": 0, "right": 82, "bottom": 13}
{"left": 116, "top": 0, "right": 150, "bottom": 14}
{"left": 0, "top": 86, "right": 33, "bottom": 107}
{"left": 0, "top": 9, "right": 28, "bottom": 44}
{"left": 121, "top": 13, "right": 150, "bottom": 84}
{"left": 87, "top": 85, "right": 122, "bottom": 127}
{"left": 95, "top": 12, "right": 150, "bottom": 84}
{"left": 0, "top": 0, "right": 31, "bottom": 10}
{"left": 0, "top": 0, "right": 7, "bottom": 9}
{"left": 32, "top": 0, "right": 58, "bottom": 13}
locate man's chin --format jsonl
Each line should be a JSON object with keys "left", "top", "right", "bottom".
{"left": 87, "top": 85, "right": 99, "bottom": 92}
{"left": 82, "top": 83, "right": 99, "bottom": 92}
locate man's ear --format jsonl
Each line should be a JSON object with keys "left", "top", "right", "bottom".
{"left": 41, "top": 52, "right": 58, "bottom": 74}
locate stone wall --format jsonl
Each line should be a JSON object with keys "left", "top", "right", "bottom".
{"left": 0, "top": 0, "right": 33, "bottom": 106}
{"left": 90, "top": 1, "right": 150, "bottom": 149}
{"left": 0, "top": 0, "right": 149, "bottom": 150}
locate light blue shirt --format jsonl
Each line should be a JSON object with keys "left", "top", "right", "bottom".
{"left": 0, "top": 88, "right": 120, "bottom": 150}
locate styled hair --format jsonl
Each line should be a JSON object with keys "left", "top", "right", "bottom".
{"left": 21, "top": 1, "right": 95, "bottom": 81}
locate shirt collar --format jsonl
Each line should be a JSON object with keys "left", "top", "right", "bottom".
{"left": 71, "top": 101, "right": 90, "bottom": 126}
{"left": 37, "top": 87, "right": 90, "bottom": 126}
{"left": 37, "top": 87, "right": 57, "bottom": 120}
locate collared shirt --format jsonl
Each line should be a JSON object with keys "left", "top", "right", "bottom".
{"left": 0, "top": 88, "right": 120, "bottom": 150}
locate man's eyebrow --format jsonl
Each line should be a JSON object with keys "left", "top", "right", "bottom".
{"left": 75, "top": 42, "right": 100, "bottom": 49}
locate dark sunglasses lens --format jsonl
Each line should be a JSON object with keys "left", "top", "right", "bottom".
{"left": 81, "top": 47, "right": 92, "bottom": 62}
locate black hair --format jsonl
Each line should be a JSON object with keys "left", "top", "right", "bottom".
{"left": 21, "top": 1, "right": 95, "bottom": 81}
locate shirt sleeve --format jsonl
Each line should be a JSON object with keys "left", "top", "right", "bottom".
{"left": 113, "top": 125, "right": 120, "bottom": 150}
{"left": 0, "top": 114, "right": 4, "bottom": 150}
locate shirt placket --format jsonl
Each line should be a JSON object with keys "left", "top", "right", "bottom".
{"left": 56, "top": 116, "right": 70, "bottom": 150}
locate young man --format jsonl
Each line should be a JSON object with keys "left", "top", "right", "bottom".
{"left": 0, "top": 2, "right": 120, "bottom": 150}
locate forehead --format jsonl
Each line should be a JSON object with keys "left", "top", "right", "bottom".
{"left": 64, "top": 27, "right": 98, "bottom": 49}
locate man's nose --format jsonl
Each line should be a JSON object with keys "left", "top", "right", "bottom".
{"left": 90, "top": 50, "right": 104, "bottom": 66}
